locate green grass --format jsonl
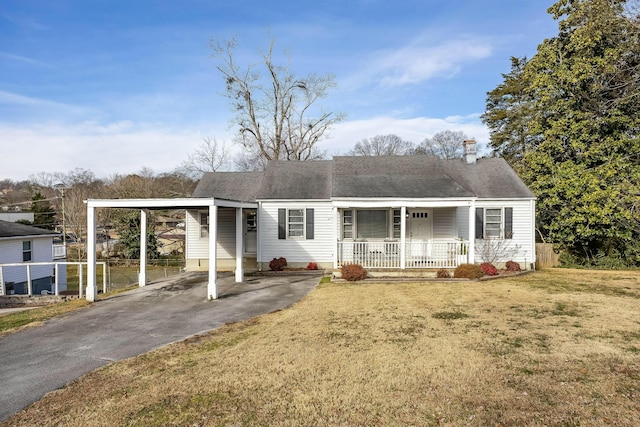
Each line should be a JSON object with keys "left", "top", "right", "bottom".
{"left": 0, "top": 298, "right": 90, "bottom": 336}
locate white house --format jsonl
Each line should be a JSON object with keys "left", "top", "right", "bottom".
{"left": 185, "top": 141, "right": 536, "bottom": 273}
{"left": 0, "top": 220, "right": 67, "bottom": 295}
{"left": 83, "top": 141, "right": 535, "bottom": 302}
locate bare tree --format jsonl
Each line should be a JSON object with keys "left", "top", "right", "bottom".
{"left": 475, "top": 239, "right": 522, "bottom": 264}
{"left": 347, "top": 134, "right": 414, "bottom": 156}
{"left": 415, "top": 130, "right": 468, "bottom": 159}
{"left": 211, "top": 36, "right": 344, "bottom": 168}
{"left": 178, "top": 137, "right": 230, "bottom": 179}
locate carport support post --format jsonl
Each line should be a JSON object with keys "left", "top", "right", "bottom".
{"left": 208, "top": 204, "right": 218, "bottom": 299}
{"left": 86, "top": 205, "right": 98, "bottom": 302}
{"left": 235, "top": 207, "right": 244, "bottom": 283}
{"left": 400, "top": 206, "right": 407, "bottom": 269}
{"left": 139, "top": 209, "right": 147, "bottom": 287}
{"left": 468, "top": 202, "right": 475, "bottom": 264}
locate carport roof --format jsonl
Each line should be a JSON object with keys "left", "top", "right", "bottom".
{"left": 85, "top": 198, "right": 257, "bottom": 209}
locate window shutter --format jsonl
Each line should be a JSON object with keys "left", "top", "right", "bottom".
{"left": 278, "top": 209, "right": 286, "bottom": 239}
{"left": 306, "top": 208, "right": 314, "bottom": 240}
{"left": 475, "top": 208, "right": 484, "bottom": 239}
{"left": 505, "top": 207, "right": 513, "bottom": 239}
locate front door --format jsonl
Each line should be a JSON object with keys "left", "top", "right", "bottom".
{"left": 244, "top": 210, "right": 257, "bottom": 254}
{"left": 408, "top": 209, "right": 433, "bottom": 257}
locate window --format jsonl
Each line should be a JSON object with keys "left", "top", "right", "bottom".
{"left": 392, "top": 209, "right": 401, "bottom": 239}
{"left": 22, "top": 241, "right": 32, "bottom": 262}
{"left": 288, "top": 209, "right": 304, "bottom": 238}
{"left": 200, "top": 212, "right": 209, "bottom": 238}
{"left": 356, "top": 210, "right": 388, "bottom": 239}
{"left": 341, "top": 209, "right": 400, "bottom": 240}
{"left": 343, "top": 210, "right": 353, "bottom": 239}
{"left": 278, "top": 208, "right": 314, "bottom": 240}
{"left": 476, "top": 207, "right": 513, "bottom": 239}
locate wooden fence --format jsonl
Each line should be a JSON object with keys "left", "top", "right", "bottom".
{"left": 535, "top": 243, "right": 561, "bottom": 268}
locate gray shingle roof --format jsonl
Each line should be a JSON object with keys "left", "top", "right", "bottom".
{"left": 0, "top": 220, "right": 59, "bottom": 238}
{"left": 258, "top": 161, "right": 333, "bottom": 200}
{"left": 191, "top": 172, "right": 264, "bottom": 202}
{"left": 332, "top": 156, "right": 474, "bottom": 198}
{"left": 191, "top": 156, "right": 534, "bottom": 201}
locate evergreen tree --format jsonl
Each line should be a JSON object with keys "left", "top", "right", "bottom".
{"left": 31, "top": 191, "right": 56, "bottom": 230}
{"left": 484, "top": 0, "right": 640, "bottom": 265}
{"left": 114, "top": 210, "right": 159, "bottom": 260}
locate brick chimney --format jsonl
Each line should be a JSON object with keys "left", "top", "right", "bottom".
{"left": 463, "top": 139, "right": 477, "bottom": 164}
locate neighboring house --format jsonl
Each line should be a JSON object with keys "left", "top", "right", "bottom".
{"left": 0, "top": 212, "right": 35, "bottom": 223}
{"left": 0, "top": 220, "right": 66, "bottom": 295}
{"left": 185, "top": 140, "right": 536, "bottom": 272}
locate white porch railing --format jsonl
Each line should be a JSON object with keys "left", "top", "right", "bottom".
{"left": 337, "top": 240, "right": 469, "bottom": 269}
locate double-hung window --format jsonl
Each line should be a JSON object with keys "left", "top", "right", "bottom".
{"left": 22, "top": 241, "right": 32, "bottom": 262}
{"left": 287, "top": 209, "right": 305, "bottom": 238}
{"left": 278, "top": 208, "right": 314, "bottom": 240}
{"left": 476, "top": 207, "right": 513, "bottom": 239}
{"left": 200, "top": 212, "right": 209, "bottom": 238}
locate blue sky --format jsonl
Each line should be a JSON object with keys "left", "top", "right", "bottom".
{"left": 1, "top": 0, "right": 559, "bottom": 181}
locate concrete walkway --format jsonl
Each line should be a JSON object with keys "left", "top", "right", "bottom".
{"left": 0, "top": 272, "right": 321, "bottom": 422}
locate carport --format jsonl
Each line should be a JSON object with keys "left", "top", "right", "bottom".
{"left": 85, "top": 198, "right": 258, "bottom": 302}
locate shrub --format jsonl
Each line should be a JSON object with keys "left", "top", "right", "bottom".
{"left": 436, "top": 268, "right": 451, "bottom": 279}
{"left": 341, "top": 264, "right": 368, "bottom": 281}
{"left": 505, "top": 260, "right": 522, "bottom": 272}
{"left": 306, "top": 262, "right": 318, "bottom": 270}
{"left": 269, "top": 257, "right": 287, "bottom": 271}
{"left": 480, "top": 262, "right": 498, "bottom": 276}
{"left": 453, "top": 263, "right": 484, "bottom": 279}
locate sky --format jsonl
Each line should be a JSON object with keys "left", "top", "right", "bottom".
{"left": 1, "top": 0, "right": 560, "bottom": 181}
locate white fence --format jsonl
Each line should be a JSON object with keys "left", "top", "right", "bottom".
{"left": 337, "top": 240, "right": 469, "bottom": 269}
{"left": 0, "top": 261, "right": 106, "bottom": 297}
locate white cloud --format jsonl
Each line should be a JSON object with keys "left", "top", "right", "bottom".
{"left": 0, "top": 90, "right": 75, "bottom": 110}
{"left": 344, "top": 35, "right": 492, "bottom": 89}
{"left": 0, "top": 121, "right": 215, "bottom": 181}
{"left": 0, "top": 51, "right": 51, "bottom": 68}
{"left": 322, "top": 114, "right": 490, "bottom": 155}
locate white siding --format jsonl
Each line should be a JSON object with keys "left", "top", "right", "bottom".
{"left": 0, "top": 237, "right": 55, "bottom": 284}
{"left": 475, "top": 199, "right": 535, "bottom": 266}
{"left": 432, "top": 207, "right": 457, "bottom": 239}
{"left": 185, "top": 208, "right": 236, "bottom": 260}
{"left": 457, "top": 206, "right": 470, "bottom": 240}
{"left": 259, "top": 201, "right": 334, "bottom": 265}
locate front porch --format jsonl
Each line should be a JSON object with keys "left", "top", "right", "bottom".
{"left": 333, "top": 203, "right": 476, "bottom": 270}
{"left": 337, "top": 240, "right": 470, "bottom": 269}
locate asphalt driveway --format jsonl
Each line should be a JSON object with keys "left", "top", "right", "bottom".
{"left": 0, "top": 272, "right": 321, "bottom": 422}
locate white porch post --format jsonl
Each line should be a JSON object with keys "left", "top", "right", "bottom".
{"left": 54, "top": 264, "right": 59, "bottom": 295}
{"left": 235, "top": 207, "right": 243, "bottom": 282}
{"left": 257, "top": 202, "right": 262, "bottom": 271}
{"left": 468, "top": 202, "right": 475, "bottom": 264}
{"left": 26, "top": 265, "right": 32, "bottom": 296}
{"left": 333, "top": 207, "right": 338, "bottom": 269}
{"left": 208, "top": 204, "right": 218, "bottom": 299}
{"left": 400, "top": 206, "right": 407, "bottom": 269}
{"left": 138, "top": 209, "right": 147, "bottom": 287}
{"left": 86, "top": 205, "right": 98, "bottom": 301}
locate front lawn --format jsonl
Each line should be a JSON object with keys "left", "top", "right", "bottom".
{"left": 5, "top": 269, "right": 640, "bottom": 426}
